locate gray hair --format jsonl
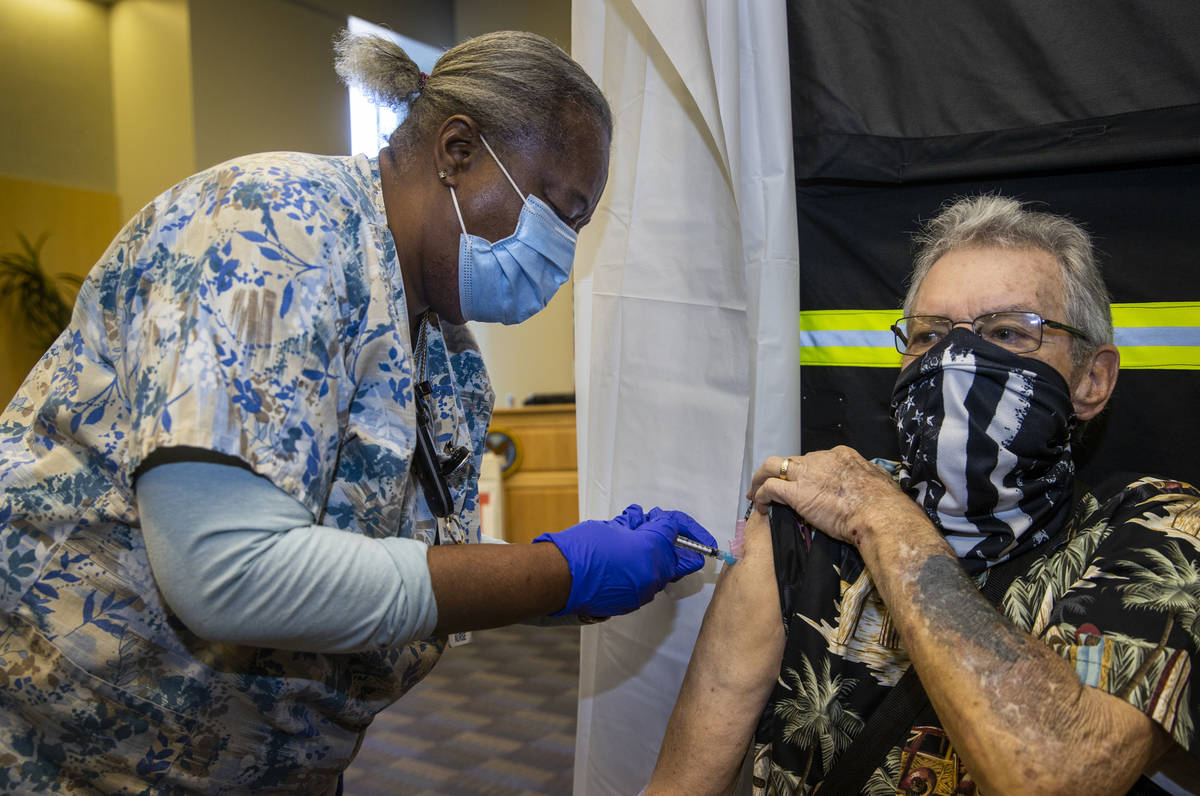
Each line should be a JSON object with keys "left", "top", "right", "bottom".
{"left": 333, "top": 29, "right": 612, "bottom": 157}
{"left": 903, "top": 194, "right": 1113, "bottom": 364}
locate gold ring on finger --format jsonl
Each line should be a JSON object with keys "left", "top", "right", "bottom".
{"left": 779, "top": 458, "right": 789, "bottom": 479}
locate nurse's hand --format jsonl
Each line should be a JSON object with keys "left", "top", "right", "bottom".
{"left": 534, "top": 505, "right": 715, "bottom": 616}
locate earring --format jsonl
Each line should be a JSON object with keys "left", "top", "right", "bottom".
{"left": 438, "top": 170, "right": 447, "bottom": 180}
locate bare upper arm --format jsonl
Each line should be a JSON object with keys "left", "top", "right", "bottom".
{"left": 648, "top": 511, "right": 785, "bottom": 795}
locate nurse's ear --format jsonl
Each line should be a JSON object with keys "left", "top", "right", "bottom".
{"left": 432, "top": 114, "right": 482, "bottom": 188}
{"left": 1071, "top": 344, "right": 1119, "bottom": 421}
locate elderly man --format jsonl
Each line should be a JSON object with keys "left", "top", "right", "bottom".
{"left": 648, "top": 195, "right": 1199, "bottom": 795}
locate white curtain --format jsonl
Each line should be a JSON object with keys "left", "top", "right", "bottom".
{"left": 570, "top": 1, "right": 800, "bottom": 792}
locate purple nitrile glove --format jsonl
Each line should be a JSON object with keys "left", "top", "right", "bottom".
{"left": 534, "top": 504, "right": 716, "bottom": 617}
{"left": 645, "top": 506, "right": 718, "bottom": 578}
{"left": 610, "top": 503, "right": 647, "bottom": 529}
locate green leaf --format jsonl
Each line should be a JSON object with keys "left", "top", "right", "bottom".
{"left": 0, "top": 232, "right": 81, "bottom": 350}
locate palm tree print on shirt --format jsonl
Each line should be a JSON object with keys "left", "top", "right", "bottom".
{"left": 752, "top": 477, "right": 1200, "bottom": 795}
{"left": 773, "top": 656, "right": 865, "bottom": 784}
{"left": 1114, "top": 543, "right": 1200, "bottom": 698}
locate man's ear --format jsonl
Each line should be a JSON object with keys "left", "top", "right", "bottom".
{"left": 1072, "top": 344, "right": 1120, "bottom": 421}
{"left": 432, "top": 114, "right": 481, "bottom": 187}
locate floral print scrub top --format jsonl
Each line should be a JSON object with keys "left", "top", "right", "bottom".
{"left": 0, "top": 151, "right": 493, "bottom": 793}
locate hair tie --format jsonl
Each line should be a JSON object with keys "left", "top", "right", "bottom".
{"left": 418, "top": 71, "right": 429, "bottom": 90}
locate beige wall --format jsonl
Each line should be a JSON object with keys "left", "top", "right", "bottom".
{"left": 191, "top": 0, "right": 352, "bottom": 170}
{"left": 189, "top": 0, "right": 455, "bottom": 171}
{"left": 0, "top": 0, "right": 115, "bottom": 193}
{"left": 454, "top": 0, "right": 571, "bottom": 49}
{"left": 470, "top": 286, "right": 577, "bottom": 407}
{"left": 111, "top": 0, "right": 196, "bottom": 220}
{"left": 0, "top": 0, "right": 120, "bottom": 401}
{"left": 304, "top": 0, "right": 455, "bottom": 48}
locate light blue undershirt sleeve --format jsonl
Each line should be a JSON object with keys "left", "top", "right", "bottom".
{"left": 136, "top": 461, "right": 438, "bottom": 652}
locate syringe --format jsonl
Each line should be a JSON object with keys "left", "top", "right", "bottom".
{"left": 730, "top": 503, "right": 755, "bottom": 560}
{"left": 673, "top": 535, "right": 738, "bottom": 566}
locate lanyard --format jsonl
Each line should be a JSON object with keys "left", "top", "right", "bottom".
{"left": 410, "top": 313, "right": 469, "bottom": 523}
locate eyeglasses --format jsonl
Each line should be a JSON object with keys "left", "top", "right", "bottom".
{"left": 891, "top": 311, "right": 1090, "bottom": 356}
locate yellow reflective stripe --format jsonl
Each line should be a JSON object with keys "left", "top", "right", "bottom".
{"left": 801, "top": 346, "right": 902, "bottom": 367}
{"left": 799, "top": 303, "right": 1200, "bottom": 370}
{"left": 799, "top": 310, "right": 900, "bottom": 367}
{"left": 799, "top": 309, "right": 897, "bottom": 332}
{"left": 1111, "top": 302, "right": 1200, "bottom": 328}
{"left": 1111, "top": 301, "right": 1200, "bottom": 370}
{"left": 1119, "top": 346, "right": 1200, "bottom": 370}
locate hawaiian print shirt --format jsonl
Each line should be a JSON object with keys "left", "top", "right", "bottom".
{"left": 752, "top": 475, "right": 1200, "bottom": 795}
{"left": 0, "top": 152, "right": 493, "bottom": 793}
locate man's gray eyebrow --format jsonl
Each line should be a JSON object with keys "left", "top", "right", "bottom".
{"left": 911, "top": 306, "right": 1041, "bottom": 318}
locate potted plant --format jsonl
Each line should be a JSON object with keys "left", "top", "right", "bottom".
{"left": 0, "top": 233, "right": 82, "bottom": 352}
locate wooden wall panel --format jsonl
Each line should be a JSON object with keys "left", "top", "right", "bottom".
{"left": 488, "top": 404, "right": 579, "bottom": 544}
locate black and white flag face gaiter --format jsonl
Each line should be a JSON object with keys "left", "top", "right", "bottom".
{"left": 890, "top": 328, "right": 1076, "bottom": 573}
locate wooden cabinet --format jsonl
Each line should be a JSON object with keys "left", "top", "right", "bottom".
{"left": 487, "top": 404, "right": 579, "bottom": 544}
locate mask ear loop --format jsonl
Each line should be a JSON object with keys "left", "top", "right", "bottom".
{"left": 448, "top": 186, "right": 468, "bottom": 235}
{"left": 477, "top": 134, "right": 526, "bottom": 201}
{"left": 446, "top": 133, "right": 525, "bottom": 236}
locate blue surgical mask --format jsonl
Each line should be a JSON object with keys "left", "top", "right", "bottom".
{"left": 450, "top": 135, "right": 578, "bottom": 324}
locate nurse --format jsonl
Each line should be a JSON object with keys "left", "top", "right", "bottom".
{"left": 0, "top": 29, "right": 713, "bottom": 792}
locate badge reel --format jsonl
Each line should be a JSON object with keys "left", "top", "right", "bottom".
{"left": 412, "top": 381, "right": 473, "bottom": 647}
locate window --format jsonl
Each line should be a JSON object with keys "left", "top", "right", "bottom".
{"left": 347, "top": 17, "right": 445, "bottom": 156}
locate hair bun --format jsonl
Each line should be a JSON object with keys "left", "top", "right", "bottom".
{"left": 333, "top": 29, "right": 423, "bottom": 110}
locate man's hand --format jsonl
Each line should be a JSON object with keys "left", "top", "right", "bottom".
{"left": 747, "top": 447, "right": 924, "bottom": 547}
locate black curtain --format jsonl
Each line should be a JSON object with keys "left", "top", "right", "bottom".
{"left": 789, "top": 1, "right": 1200, "bottom": 485}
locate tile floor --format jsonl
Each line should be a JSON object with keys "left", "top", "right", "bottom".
{"left": 342, "top": 623, "right": 581, "bottom": 795}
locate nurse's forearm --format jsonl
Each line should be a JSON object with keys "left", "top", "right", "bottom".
{"left": 426, "top": 542, "right": 571, "bottom": 634}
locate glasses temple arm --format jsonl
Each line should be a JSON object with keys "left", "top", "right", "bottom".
{"left": 1042, "top": 318, "right": 1090, "bottom": 342}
